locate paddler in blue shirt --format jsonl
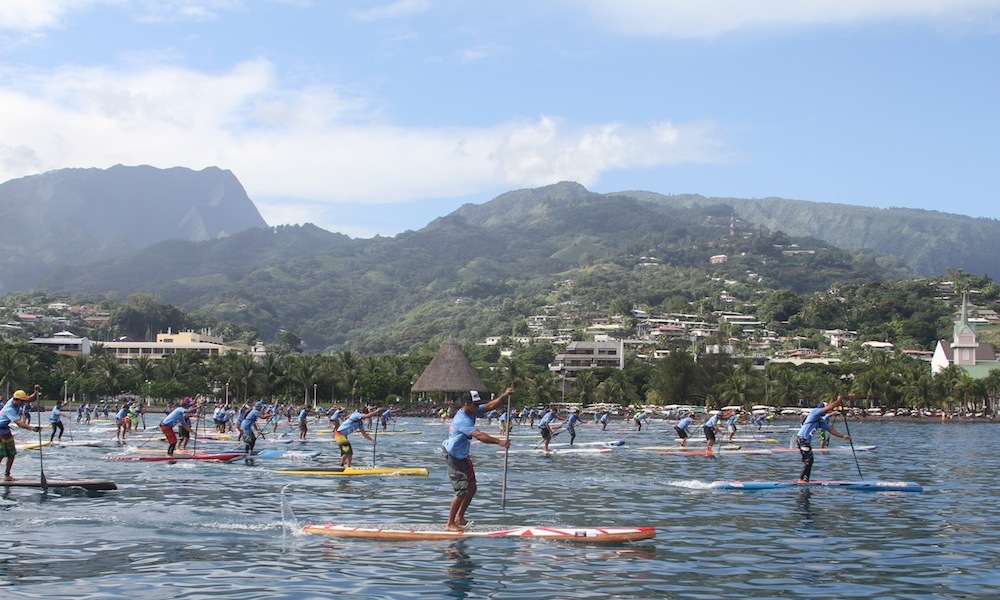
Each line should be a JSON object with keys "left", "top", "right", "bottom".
{"left": 328, "top": 406, "right": 343, "bottom": 429}
{"left": 674, "top": 414, "right": 693, "bottom": 447}
{"left": 0, "top": 386, "right": 42, "bottom": 482}
{"left": 538, "top": 406, "right": 561, "bottom": 452}
{"left": 115, "top": 404, "right": 129, "bottom": 441}
{"left": 335, "top": 406, "right": 381, "bottom": 468}
{"left": 241, "top": 401, "right": 270, "bottom": 454}
{"left": 160, "top": 397, "right": 199, "bottom": 457}
{"left": 565, "top": 408, "right": 581, "bottom": 445}
{"left": 726, "top": 410, "right": 740, "bottom": 442}
{"left": 599, "top": 411, "right": 610, "bottom": 431}
{"left": 298, "top": 406, "right": 311, "bottom": 441}
{"left": 796, "top": 395, "right": 851, "bottom": 483}
{"left": 49, "top": 401, "right": 66, "bottom": 443}
{"left": 701, "top": 412, "right": 721, "bottom": 452}
{"left": 443, "top": 388, "right": 513, "bottom": 532}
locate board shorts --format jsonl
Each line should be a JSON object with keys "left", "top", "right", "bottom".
{"left": 0, "top": 433, "right": 15, "bottom": 458}
{"left": 446, "top": 455, "right": 476, "bottom": 497}
{"left": 160, "top": 423, "right": 178, "bottom": 445}
{"left": 540, "top": 428, "right": 552, "bottom": 441}
{"left": 675, "top": 426, "right": 688, "bottom": 439}
{"left": 334, "top": 432, "right": 352, "bottom": 457}
{"left": 703, "top": 426, "right": 716, "bottom": 441}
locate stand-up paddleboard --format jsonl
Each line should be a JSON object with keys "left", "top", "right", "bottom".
{"left": 547, "top": 440, "right": 626, "bottom": 448}
{"left": 769, "top": 445, "right": 878, "bottom": 453}
{"left": 274, "top": 466, "right": 428, "bottom": 476}
{"left": 710, "top": 480, "right": 923, "bottom": 492}
{"left": 2, "top": 479, "right": 118, "bottom": 491}
{"left": 104, "top": 452, "right": 246, "bottom": 462}
{"left": 53, "top": 440, "right": 113, "bottom": 447}
{"left": 499, "top": 446, "right": 613, "bottom": 455}
{"left": 15, "top": 441, "right": 51, "bottom": 451}
{"left": 254, "top": 449, "right": 320, "bottom": 459}
{"left": 303, "top": 523, "right": 656, "bottom": 542}
{"left": 657, "top": 449, "right": 772, "bottom": 456}
{"left": 640, "top": 445, "right": 741, "bottom": 451}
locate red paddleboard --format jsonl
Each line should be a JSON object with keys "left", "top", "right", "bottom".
{"left": 303, "top": 523, "right": 655, "bottom": 542}
{"left": 105, "top": 452, "right": 245, "bottom": 462}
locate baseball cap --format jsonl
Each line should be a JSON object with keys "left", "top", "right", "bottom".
{"left": 454, "top": 390, "right": 483, "bottom": 408}
{"left": 12, "top": 390, "right": 27, "bottom": 399}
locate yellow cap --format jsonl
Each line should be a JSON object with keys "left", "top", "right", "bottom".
{"left": 12, "top": 390, "right": 27, "bottom": 399}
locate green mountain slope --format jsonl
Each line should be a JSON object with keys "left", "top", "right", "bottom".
{"left": 43, "top": 182, "right": 910, "bottom": 353}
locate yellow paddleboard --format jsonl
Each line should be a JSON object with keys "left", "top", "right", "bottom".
{"left": 275, "top": 466, "right": 428, "bottom": 477}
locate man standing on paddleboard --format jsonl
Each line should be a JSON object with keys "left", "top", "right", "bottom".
{"left": 538, "top": 406, "right": 561, "bottom": 452}
{"left": 674, "top": 413, "right": 693, "bottom": 447}
{"left": 160, "top": 397, "right": 199, "bottom": 457}
{"left": 796, "top": 395, "right": 851, "bottom": 483}
{"left": 334, "top": 405, "right": 381, "bottom": 468}
{"left": 0, "top": 386, "right": 42, "bottom": 481}
{"left": 242, "top": 401, "right": 271, "bottom": 455}
{"left": 701, "top": 411, "right": 720, "bottom": 452}
{"left": 565, "top": 408, "right": 581, "bottom": 446}
{"left": 443, "top": 388, "right": 513, "bottom": 532}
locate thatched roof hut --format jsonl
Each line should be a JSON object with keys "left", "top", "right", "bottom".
{"left": 411, "top": 338, "right": 486, "bottom": 397}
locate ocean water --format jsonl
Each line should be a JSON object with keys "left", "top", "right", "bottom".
{"left": 0, "top": 417, "right": 997, "bottom": 599}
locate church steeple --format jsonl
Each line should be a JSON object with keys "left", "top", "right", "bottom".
{"left": 952, "top": 292, "right": 978, "bottom": 365}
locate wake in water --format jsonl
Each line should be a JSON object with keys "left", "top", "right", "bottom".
{"left": 666, "top": 480, "right": 714, "bottom": 490}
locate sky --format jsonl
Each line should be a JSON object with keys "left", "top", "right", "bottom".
{"left": 0, "top": 1, "right": 998, "bottom": 238}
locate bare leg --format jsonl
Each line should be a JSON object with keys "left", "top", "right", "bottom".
{"left": 450, "top": 481, "right": 477, "bottom": 530}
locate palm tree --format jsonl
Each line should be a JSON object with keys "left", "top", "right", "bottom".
{"left": 767, "top": 366, "right": 800, "bottom": 407}
{"left": 597, "top": 370, "right": 636, "bottom": 407}
{"left": 526, "top": 373, "right": 559, "bottom": 408}
{"left": 571, "top": 370, "right": 599, "bottom": 407}
{"left": 231, "top": 353, "right": 261, "bottom": 403}
{"left": 285, "top": 354, "right": 323, "bottom": 407}
{"left": 0, "top": 346, "right": 30, "bottom": 399}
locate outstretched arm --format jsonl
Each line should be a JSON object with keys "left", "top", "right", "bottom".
{"left": 483, "top": 388, "right": 514, "bottom": 412}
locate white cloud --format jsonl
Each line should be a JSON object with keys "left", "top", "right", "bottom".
{"left": 348, "top": 0, "right": 431, "bottom": 23}
{"left": 575, "top": 0, "right": 1000, "bottom": 38}
{"left": 0, "top": 59, "right": 726, "bottom": 225}
{"left": 0, "top": 0, "right": 91, "bottom": 31}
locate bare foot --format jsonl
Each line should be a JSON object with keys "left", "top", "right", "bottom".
{"left": 4, "top": 475, "right": 15, "bottom": 482}
{"left": 446, "top": 523, "right": 465, "bottom": 532}
{"left": 797, "top": 479, "right": 809, "bottom": 484}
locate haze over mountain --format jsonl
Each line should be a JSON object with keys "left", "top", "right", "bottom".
{"left": 0, "top": 165, "right": 267, "bottom": 291}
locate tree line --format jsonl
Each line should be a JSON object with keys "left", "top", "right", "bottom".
{"left": 2, "top": 338, "right": 997, "bottom": 417}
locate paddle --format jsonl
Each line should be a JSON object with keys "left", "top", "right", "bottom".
{"left": 35, "top": 389, "right": 48, "bottom": 492}
{"left": 371, "top": 418, "right": 380, "bottom": 468}
{"left": 532, "top": 429, "right": 561, "bottom": 450}
{"left": 841, "top": 409, "right": 864, "bottom": 479}
{"left": 500, "top": 392, "right": 513, "bottom": 509}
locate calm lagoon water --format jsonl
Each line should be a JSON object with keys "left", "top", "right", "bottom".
{"left": 1, "top": 417, "right": 998, "bottom": 599}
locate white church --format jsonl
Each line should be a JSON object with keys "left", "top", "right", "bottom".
{"left": 931, "top": 295, "right": 1000, "bottom": 378}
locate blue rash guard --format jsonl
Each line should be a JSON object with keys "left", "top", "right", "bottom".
{"left": 797, "top": 404, "right": 831, "bottom": 442}
{"left": 336, "top": 411, "right": 368, "bottom": 435}
{"left": 443, "top": 406, "right": 483, "bottom": 459}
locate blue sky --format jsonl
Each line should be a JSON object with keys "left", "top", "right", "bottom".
{"left": 1, "top": 1, "right": 998, "bottom": 238}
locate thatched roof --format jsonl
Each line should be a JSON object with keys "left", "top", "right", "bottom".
{"left": 410, "top": 338, "right": 486, "bottom": 394}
